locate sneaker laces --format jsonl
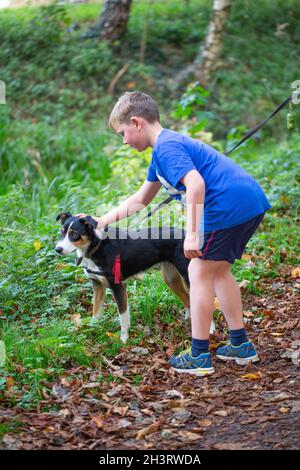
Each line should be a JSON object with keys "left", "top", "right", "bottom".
{"left": 176, "top": 347, "right": 191, "bottom": 358}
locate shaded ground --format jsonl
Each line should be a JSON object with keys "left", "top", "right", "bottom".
{"left": 1, "top": 265, "right": 299, "bottom": 450}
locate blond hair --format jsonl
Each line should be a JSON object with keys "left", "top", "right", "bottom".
{"left": 108, "top": 92, "right": 160, "bottom": 130}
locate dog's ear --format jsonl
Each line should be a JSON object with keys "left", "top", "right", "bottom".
{"left": 79, "top": 216, "right": 98, "bottom": 229}
{"left": 56, "top": 212, "right": 72, "bottom": 223}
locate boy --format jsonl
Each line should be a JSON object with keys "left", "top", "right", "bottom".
{"left": 91, "top": 91, "right": 271, "bottom": 376}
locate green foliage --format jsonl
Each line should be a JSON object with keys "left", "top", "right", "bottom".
{"left": 171, "top": 83, "right": 214, "bottom": 137}
{"left": 212, "top": 0, "right": 300, "bottom": 137}
{"left": 0, "top": 109, "right": 111, "bottom": 195}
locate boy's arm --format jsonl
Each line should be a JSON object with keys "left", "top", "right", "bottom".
{"left": 95, "top": 180, "right": 161, "bottom": 229}
{"left": 180, "top": 170, "right": 205, "bottom": 259}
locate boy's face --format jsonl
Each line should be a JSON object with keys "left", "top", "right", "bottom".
{"left": 116, "top": 118, "right": 150, "bottom": 152}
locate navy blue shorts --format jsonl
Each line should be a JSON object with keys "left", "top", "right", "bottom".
{"left": 199, "top": 213, "right": 265, "bottom": 264}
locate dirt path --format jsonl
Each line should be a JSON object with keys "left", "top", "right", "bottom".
{"left": 1, "top": 266, "right": 299, "bottom": 450}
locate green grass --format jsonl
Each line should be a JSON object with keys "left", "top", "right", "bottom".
{"left": 0, "top": 1, "right": 103, "bottom": 22}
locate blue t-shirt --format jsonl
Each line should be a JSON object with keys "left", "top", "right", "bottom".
{"left": 147, "top": 129, "right": 271, "bottom": 231}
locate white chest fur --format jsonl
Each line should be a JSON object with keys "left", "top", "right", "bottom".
{"left": 80, "top": 255, "right": 108, "bottom": 285}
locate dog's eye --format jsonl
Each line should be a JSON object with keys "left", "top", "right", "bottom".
{"left": 69, "top": 231, "right": 81, "bottom": 242}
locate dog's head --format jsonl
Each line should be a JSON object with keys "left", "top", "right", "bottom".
{"left": 55, "top": 212, "right": 98, "bottom": 255}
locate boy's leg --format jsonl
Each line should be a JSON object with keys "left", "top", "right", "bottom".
{"left": 213, "top": 263, "right": 244, "bottom": 330}
{"left": 169, "top": 258, "right": 228, "bottom": 376}
{"left": 189, "top": 258, "right": 228, "bottom": 339}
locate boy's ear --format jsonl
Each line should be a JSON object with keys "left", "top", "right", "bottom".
{"left": 130, "top": 116, "right": 141, "bottom": 129}
{"left": 79, "top": 216, "right": 98, "bottom": 229}
{"left": 56, "top": 212, "right": 72, "bottom": 224}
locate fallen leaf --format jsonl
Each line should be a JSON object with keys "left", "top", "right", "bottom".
{"left": 213, "top": 410, "right": 228, "bottom": 417}
{"left": 83, "top": 382, "right": 100, "bottom": 389}
{"left": 178, "top": 431, "right": 202, "bottom": 441}
{"left": 55, "top": 263, "right": 68, "bottom": 270}
{"left": 141, "top": 408, "right": 154, "bottom": 416}
{"left": 58, "top": 409, "right": 71, "bottom": 418}
{"left": 291, "top": 400, "right": 300, "bottom": 413}
{"left": 279, "top": 407, "right": 290, "bottom": 414}
{"left": 107, "top": 418, "right": 132, "bottom": 432}
{"left": 6, "top": 376, "right": 15, "bottom": 389}
{"left": 197, "top": 419, "right": 212, "bottom": 427}
{"left": 239, "top": 279, "right": 250, "bottom": 289}
{"left": 91, "top": 415, "right": 105, "bottom": 429}
{"left": 70, "top": 314, "right": 81, "bottom": 327}
{"left": 33, "top": 240, "right": 42, "bottom": 250}
{"left": 243, "top": 310, "right": 254, "bottom": 318}
{"left": 240, "top": 372, "right": 262, "bottom": 380}
{"left": 291, "top": 267, "right": 300, "bottom": 278}
{"left": 136, "top": 421, "right": 161, "bottom": 440}
{"left": 214, "top": 442, "right": 245, "bottom": 450}
{"left": 52, "top": 383, "right": 70, "bottom": 398}
{"left": 166, "top": 347, "right": 176, "bottom": 356}
{"left": 112, "top": 406, "right": 129, "bottom": 417}
{"left": 270, "top": 392, "right": 292, "bottom": 402}
{"left": 60, "top": 377, "right": 72, "bottom": 388}
{"left": 260, "top": 391, "right": 292, "bottom": 402}
{"left": 166, "top": 390, "right": 184, "bottom": 399}
{"left": 131, "top": 347, "right": 149, "bottom": 355}
{"left": 2, "top": 434, "right": 22, "bottom": 450}
{"left": 106, "top": 332, "right": 119, "bottom": 338}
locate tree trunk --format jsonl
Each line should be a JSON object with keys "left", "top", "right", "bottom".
{"left": 84, "top": 0, "right": 133, "bottom": 41}
{"left": 174, "top": 0, "right": 232, "bottom": 89}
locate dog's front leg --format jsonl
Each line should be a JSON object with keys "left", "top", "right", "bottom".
{"left": 110, "top": 281, "right": 130, "bottom": 343}
{"left": 92, "top": 280, "right": 106, "bottom": 319}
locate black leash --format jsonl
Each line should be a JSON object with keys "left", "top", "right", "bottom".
{"left": 224, "top": 95, "right": 292, "bottom": 155}
{"left": 133, "top": 195, "right": 174, "bottom": 227}
{"left": 135, "top": 95, "right": 292, "bottom": 226}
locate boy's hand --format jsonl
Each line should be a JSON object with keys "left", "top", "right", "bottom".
{"left": 184, "top": 233, "right": 202, "bottom": 259}
{"left": 75, "top": 214, "right": 102, "bottom": 229}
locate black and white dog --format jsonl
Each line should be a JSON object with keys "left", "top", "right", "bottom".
{"left": 55, "top": 213, "right": 193, "bottom": 342}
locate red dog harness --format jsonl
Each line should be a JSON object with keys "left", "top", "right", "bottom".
{"left": 112, "top": 254, "right": 121, "bottom": 284}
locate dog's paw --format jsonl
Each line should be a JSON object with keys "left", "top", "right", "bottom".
{"left": 120, "top": 332, "right": 129, "bottom": 343}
